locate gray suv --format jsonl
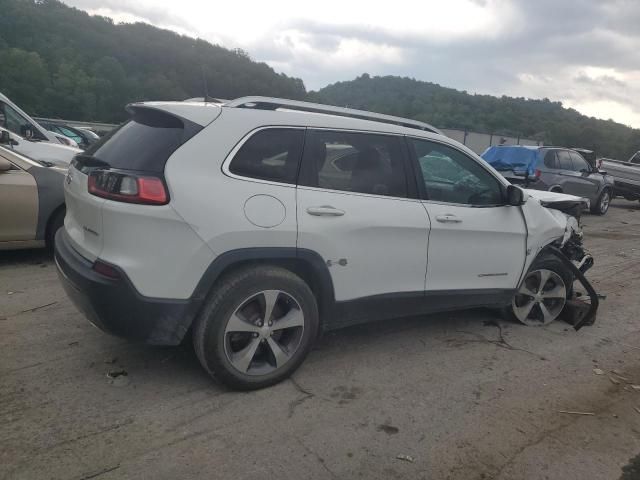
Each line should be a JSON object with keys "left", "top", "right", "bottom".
{"left": 482, "top": 146, "right": 614, "bottom": 215}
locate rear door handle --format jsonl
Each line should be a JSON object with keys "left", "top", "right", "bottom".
{"left": 306, "top": 206, "right": 345, "bottom": 217}
{"left": 435, "top": 214, "right": 462, "bottom": 223}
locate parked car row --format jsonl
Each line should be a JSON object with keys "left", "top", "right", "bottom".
{"left": 38, "top": 120, "right": 100, "bottom": 150}
{"left": 482, "top": 145, "right": 614, "bottom": 215}
{"left": 0, "top": 92, "right": 81, "bottom": 166}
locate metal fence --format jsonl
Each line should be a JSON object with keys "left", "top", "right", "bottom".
{"left": 439, "top": 128, "right": 543, "bottom": 154}
{"left": 34, "top": 117, "right": 543, "bottom": 153}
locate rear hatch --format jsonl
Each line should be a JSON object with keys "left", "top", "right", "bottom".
{"left": 482, "top": 146, "right": 540, "bottom": 184}
{"left": 63, "top": 105, "right": 209, "bottom": 261}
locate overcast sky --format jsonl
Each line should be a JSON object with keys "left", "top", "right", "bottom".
{"left": 63, "top": 0, "right": 640, "bottom": 127}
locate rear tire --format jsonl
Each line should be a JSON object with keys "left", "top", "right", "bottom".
{"left": 193, "top": 265, "right": 319, "bottom": 390}
{"left": 591, "top": 188, "right": 611, "bottom": 215}
{"left": 506, "top": 253, "right": 572, "bottom": 326}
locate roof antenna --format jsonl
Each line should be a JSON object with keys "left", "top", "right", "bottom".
{"left": 200, "top": 65, "right": 208, "bottom": 104}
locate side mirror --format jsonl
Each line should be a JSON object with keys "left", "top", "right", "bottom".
{"left": 0, "top": 130, "right": 11, "bottom": 145}
{"left": 0, "top": 130, "right": 17, "bottom": 148}
{"left": 0, "top": 157, "right": 12, "bottom": 172}
{"left": 506, "top": 184, "right": 525, "bottom": 206}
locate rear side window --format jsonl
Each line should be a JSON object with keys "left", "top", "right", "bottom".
{"left": 557, "top": 150, "right": 573, "bottom": 171}
{"left": 228, "top": 128, "right": 304, "bottom": 184}
{"left": 81, "top": 108, "right": 201, "bottom": 173}
{"left": 544, "top": 150, "right": 559, "bottom": 169}
{"left": 299, "top": 129, "right": 408, "bottom": 198}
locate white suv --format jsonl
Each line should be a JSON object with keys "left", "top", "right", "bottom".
{"left": 54, "top": 97, "right": 598, "bottom": 390}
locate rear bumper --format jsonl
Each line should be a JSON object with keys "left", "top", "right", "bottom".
{"left": 54, "top": 229, "right": 194, "bottom": 345}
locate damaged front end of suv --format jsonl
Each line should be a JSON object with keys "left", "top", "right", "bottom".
{"left": 519, "top": 189, "right": 599, "bottom": 330}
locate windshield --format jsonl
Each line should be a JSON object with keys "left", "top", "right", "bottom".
{"left": 481, "top": 146, "right": 538, "bottom": 176}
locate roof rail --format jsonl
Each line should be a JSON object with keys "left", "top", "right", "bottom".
{"left": 224, "top": 96, "right": 442, "bottom": 135}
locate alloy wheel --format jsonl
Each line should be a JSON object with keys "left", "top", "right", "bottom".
{"left": 512, "top": 269, "right": 566, "bottom": 326}
{"left": 600, "top": 191, "right": 610, "bottom": 214}
{"left": 223, "top": 290, "right": 305, "bottom": 375}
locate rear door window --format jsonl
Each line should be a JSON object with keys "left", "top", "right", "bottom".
{"left": 80, "top": 108, "right": 201, "bottom": 173}
{"left": 228, "top": 128, "right": 304, "bottom": 184}
{"left": 544, "top": 150, "right": 559, "bottom": 169}
{"left": 557, "top": 150, "right": 574, "bottom": 171}
{"left": 299, "top": 129, "right": 408, "bottom": 198}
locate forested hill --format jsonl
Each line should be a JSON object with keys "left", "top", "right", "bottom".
{"left": 0, "top": 0, "right": 306, "bottom": 122}
{"left": 309, "top": 74, "right": 640, "bottom": 159}
{"left": 1, "top": 1, "right": 639, "bottom": 158}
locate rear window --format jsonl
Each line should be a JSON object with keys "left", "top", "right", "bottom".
{"left": 228, "top": 128, "right": 304, "bottom": 184}
{"left": 81, "top": 108, "right": 201, "bottom": 173}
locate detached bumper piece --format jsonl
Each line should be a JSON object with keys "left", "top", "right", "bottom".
{"left": 54, "top": 229, "right": 194, "bottom": 345}
{"left": 546, "top": 245, "right": 599, "bottom": 331}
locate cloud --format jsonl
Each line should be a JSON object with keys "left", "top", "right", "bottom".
{"left": 61, "top": 0, "right": 640, "bottom": 126}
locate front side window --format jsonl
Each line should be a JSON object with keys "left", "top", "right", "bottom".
{"left": 557, "top": 150, "right": 574, "bottom": 171}
{"left": 299, "top": 130, "right": 408, "bottom": 197}
{"left": 569, "top": 151, "right": 590, "bottom": 172}
{"left": 411, "top": 138, "right": 503, "bottom": 206}
{"left": 229, "top": 128, "right": 304, "bottom": 184}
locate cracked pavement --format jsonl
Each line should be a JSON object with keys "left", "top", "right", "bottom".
{"left": 2, "top": 200, "right": 640, "bottom": 479}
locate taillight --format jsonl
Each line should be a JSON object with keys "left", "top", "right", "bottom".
{"left": 88, "top": 170, "right": 168, "bottom": 205}
{"left": 534, "top": 169, "right": 542, "bottom": 179}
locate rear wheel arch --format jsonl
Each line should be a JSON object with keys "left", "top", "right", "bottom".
{"left": 190, "top": 248, "right": 335, "bottom": 330}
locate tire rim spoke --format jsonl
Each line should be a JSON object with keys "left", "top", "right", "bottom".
{"left": 225, "top": 313, "right": 260, "bottom": 334}
{"left": 230, "top": 337, "right": 261, "bottom": 373}
{"left": 272, "top": 308, "right": 304, "bottom": 331}
{"left": 514, "top": 298, "right": 535, "bottom": 321}
{"left": 541, "top": 284, "right": 566, "bottom": 299}
{"left": 538, "top": 270, "right": 551, "bottom": 292}
{"left": 538, "top": 302, "right": 555, "bottom": 324}
{"left": 266, "top": 337, "right": 291, "bottom": 368}
{"left": 262, "top": 290, "right": 280, "bottom": 324}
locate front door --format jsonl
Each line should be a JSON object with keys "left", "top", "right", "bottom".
{"left": 296, "top": 129, "right": 430, "bottom": 302}
{"left": 408, "top": 137, "right": 527, "bottom": 292}
{"left": 0, "top": 159, "right": 38, "bottom": 242}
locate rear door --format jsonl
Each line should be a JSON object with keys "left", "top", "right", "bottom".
{"left": 409, "top": 137, "right": 527, "bottom": 292}
{"left": 0, "top": 157, "right": 38, "bottom": 242}
{"left": 296, "top": 129, "right": 430, "bottom": 301}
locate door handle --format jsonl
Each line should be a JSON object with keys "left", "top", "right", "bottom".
{"left": 306, "top": 206, "right": 345, "bottom": 217}
{"left": 435, "top": 214, "right": 462, "bottom": 223}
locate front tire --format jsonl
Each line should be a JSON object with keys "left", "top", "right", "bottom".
{"left": 591, "top": 188, "right": 611, "bottom": 215}
{"left": 193, "top": 266, "right": 319, "bottom": 390}
{"left": 508, "top": 254, "right": 572, "bottom": 326}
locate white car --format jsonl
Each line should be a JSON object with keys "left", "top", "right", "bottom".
{"left": 54, "top": 97, "right": 598, "bottom": 390}
{"left": 0, "top": 92, "right": 81, "bottom": 165}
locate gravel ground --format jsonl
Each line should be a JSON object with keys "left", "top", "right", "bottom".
{"left": 2, "top": 199, "right": 640, "bottom": 480}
